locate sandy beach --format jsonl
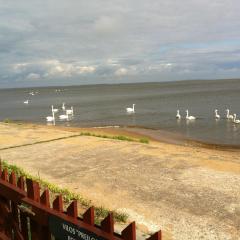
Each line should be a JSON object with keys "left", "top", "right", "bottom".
{"left": 0, "top": 122, "right": 240, "bottom": 239}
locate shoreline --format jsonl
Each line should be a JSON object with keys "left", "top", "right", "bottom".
{"left": 122, "top": 126, "right": 240, "bottom": 150}
{"left": 5, "top": 120, "right": 240, "bottom": 151}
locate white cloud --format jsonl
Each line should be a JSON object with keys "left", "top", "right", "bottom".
{"left": 75, "top": 66, "right": 95, "bottom": 74}
{"left": 148, "top": 63, "right": 173, "bottom": 71}
{"left": 43, "top": 60, "right": 96, "bottom": 77}
{"left": 45, "top": 61, "right": 96, "bottom": 76}
{"left": 26, "top": 73, "right": 40, "bottom": 80}
{"left": 115, "top": 67, "right": 128, "bottom": 76}
{"left": 12, "top": 59, "right": 96, "bottom": 79}
{"left": 13, "top": 63, "right": 29, "bottom": 71}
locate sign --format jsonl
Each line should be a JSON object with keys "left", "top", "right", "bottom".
{"left": 49, "top": 215, "right": 106, "bottom": 240}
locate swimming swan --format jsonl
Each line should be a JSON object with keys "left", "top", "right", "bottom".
{"left": 233, "top": 114, "right": 240, "bottom": 124}
{"left": 226, "top": 109, "right": 234, "bottom": 119}
{"left": 185, "top": 110, "right": 196, "bottom": 120}
{"left": 126, "top": 104, "right": 135, "bottom": 113}
{"left": 62, "top": 102, "right": 66, "bottom": 111}
{"left": 176, "top": 110, "right": 181, "bottom": 119}
{"left": 66, "top": 106, "right": 74, "bottom": 116}
{"left": 214, "top": 109, "right": 220, "bottom": 119}
{"left": 59, "top": 113, "right": 69, "bottom": 120}
{"left": 46, "top": 110, "right": 55, "bottom": 123}
{"left": 51, "top": 105, "right": 59, "bottom": 113}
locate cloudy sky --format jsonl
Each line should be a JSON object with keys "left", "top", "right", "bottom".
{"left": 0, "top": 0, "right": 240, "bottom": 88}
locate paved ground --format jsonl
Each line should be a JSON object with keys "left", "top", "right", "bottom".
{"left": 0, "top": 123, "right": 240, "bottom": 239}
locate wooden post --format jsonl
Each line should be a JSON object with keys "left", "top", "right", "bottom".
{"left": 0, "top": 159, "right": 2, "bottom": 174}
{"left": 83, "top": 207, "right": 95, "bottom": 226}
{"left": 9, "top": 171, "right": 17, "bottom": 186}
{"left": 67, "top": 200, "right": 78, "bottom": 218}
{"left": 52, "top": 195, "right": 63, "bottom": 240}
{"left": 146, "top": 231, "right": 162, "bottom": 240}
{"left": 38, "top": 189, "right": 51, "bottom": 240}
{"left": 101, "top": 213, "right": 114, "bottom": 235}
{"left": 1, "top": 169, "right": 8, "bottom": 181}
{"left": 17, "top": 176, "right": 25, "bottom": 190}
{"left": 40, "top": 189, "right": 50, "bottom": 208}
{"left": 26, "top": 179, "right": 40, "bottom": 202}
{"left": 122, "top": 222, "right": 136, "bottom": 240}
{"left": 53, "top": 195, "right": 63, "bottom": 212}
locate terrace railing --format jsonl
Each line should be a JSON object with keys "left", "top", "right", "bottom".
{"left": 0, "top": 164, "right": 162, "bottom": 240}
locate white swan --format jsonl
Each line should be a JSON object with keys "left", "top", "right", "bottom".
{"left": 62, "top": 102, "right": 66, "bottom": 111}
{"left": 214, "top": 109, "right": 220, "bottom": 119}
{"left": 126, "top": 104, "right": 135, "bottom": 113}
{"left": 226, "top": 109, "right": 234, "bottom": 119}
{"left": 46, "top": 111, "right": 55, "bottom": 124}
{"left": 66, "top": 106, "right": 74, "bottom": 116}
{"left": 176, "top": 110, "right": 181, "bottom": 119}
{"left": 185, "top": 110, "right": 196, "bottom": 120}
{"left": 23, "top": 100, "right": 29, "bottom": 104}
{"left": 59, "top": 113, "right": 69, "bottom": 120}
{"left": 233, "top": 114, "right": 240, "bottom": 124}
{"left": 51, "top": 105, "right": 59, "bottom": 113}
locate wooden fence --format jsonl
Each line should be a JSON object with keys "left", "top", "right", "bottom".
{"left": 0, "top": 163, "right": 162, "bottom": 240}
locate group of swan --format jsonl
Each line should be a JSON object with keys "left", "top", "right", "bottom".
{"left": 46, "top": 103, "right": 74, "bottom": 124}
{"left": 25, "top": 98, "right": 240, "bottom": 125}
{"left": 215, "top": 109, "right": 240, "bottom": 123}
{"left": 176, "top": 110, "right": 196, "bottom": 120}
{"left": 29, "top": 91, "right": 38, "bottom": 96}
{"left": 176, "top": 109, "right": 240, "bottom": 124}
{"left": 59, "top": 102, "right": 73, "bottom": 120}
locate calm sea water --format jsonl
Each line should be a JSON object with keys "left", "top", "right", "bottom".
{"left": 1, "top": 79, "right": 240, "bottom": 145}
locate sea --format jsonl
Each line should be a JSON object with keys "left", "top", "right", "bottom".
{"left": 0, "top": 79, "right": 240, "bottom": 146}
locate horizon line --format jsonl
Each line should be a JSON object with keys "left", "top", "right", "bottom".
{"left": 0, "top": 77, "right": 240, "bottom": 90}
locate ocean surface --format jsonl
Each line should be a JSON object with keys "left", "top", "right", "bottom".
{"left": 1, "top": 79, "right": 240, "bottom": 145}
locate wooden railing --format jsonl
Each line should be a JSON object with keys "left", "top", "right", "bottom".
{"left": 0, "top": 164, "right": 162, "bottom": 240}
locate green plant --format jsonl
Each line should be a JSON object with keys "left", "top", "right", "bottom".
{"left": 113, "top": 210, "right": 128, "bottom": 223}
{"left": 3, "top": 119, "right": 12, "bottom": 123}
{"left": 139, "top": 138, "right": 149, "bottom": 144}
{"left": 79, "top": 132, "right": 137, "bottom": 143}
{"left": 113, "top": 135, "right": 133, "bottom": 141}
{"left": 95, "top": 206, "right": 109, "bottom": 219}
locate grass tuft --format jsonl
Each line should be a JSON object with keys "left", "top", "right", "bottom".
{"left": 139, "top": 138, "right": 149, "bottom": 144}
{"left": 3, "top": 118, "right": 12, "bottom": 123}
{"left": 79, "top": 132, "right": 149, "bottom": 144}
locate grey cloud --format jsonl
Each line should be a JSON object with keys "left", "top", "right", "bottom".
{"left": 0, "top": 0, "right": 240, "bottom": 87}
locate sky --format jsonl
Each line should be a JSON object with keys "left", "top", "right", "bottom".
{"left": 0, "top": 0, "right": 240, "bottom": 88}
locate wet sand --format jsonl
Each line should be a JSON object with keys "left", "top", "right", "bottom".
{"left": 0, "top": 122, "right": 240, "bottom": 239}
